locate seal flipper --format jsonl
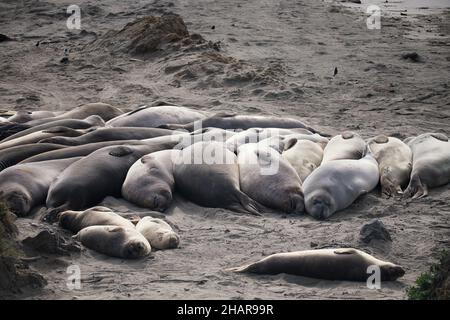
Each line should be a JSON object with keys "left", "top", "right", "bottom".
{"left": 224, "top": 263, "right": 254, "bottom": 273}
{"left": 231, "top": 191, "right": 262, "bottom": 216}
{"left": 404, "top": 174, "right": 428, "bottom": 199}
{"left": 42, "top": 204, "right": 69, "bottom": 223}
{"left": 109, "top": 146, "right": 134, "bottom": 157}
{"left": 334, "top": 248, "right": 357, "bottom": 255}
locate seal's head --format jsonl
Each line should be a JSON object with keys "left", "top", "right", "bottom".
{"left": 3, "top": 191, "right": 31, "bottom": 217}
{"left": 305, "top": 189, "right": 336, "bottom": 220}
{"left": 380, "top": 263, "right": 405, "bottom": 281}
{"left": 124, "top": 240, "right": 151, "bottom": 259}
{"left": 146, "top": 189, "right": 172, "bottom": 212}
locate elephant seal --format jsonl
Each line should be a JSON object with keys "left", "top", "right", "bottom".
{"left": 303, "top": 153, "right": 379, "bottom": 220}
{"left": 161, "top": 112, "right": 322, "bottom": 134}
{"left": 0, "top": 157, "right": 81, "bottom": 216}
{"left": 282, "top": 139, "right": 324, "bottom": 182}
{"left": 173, "top": 141, "right": 261, "bottom": 215}
{"left": 40, "top": 127, "right": 173, "bottom": 146}
{"left": 122, "top": 150, "right": 180, "bottom": 212}
{"left": 3, "top": 115, "right": 105, "bottom": 142}
{"left": 45, "top": 142, "right": 179, "bottom": 221}
{"left": 0, "top": 143, "right": 66, "bottom": 171}
{"left": 74, "top": 225, "right": 151, "bottom": 259}
{"left": 59, "top": 206, "right": 135, "bottom": 233}
{"left": 8, "top": 110, "right": 59, "bottom": 123}
{"left": 0, "top": 126, "right": 85, "bottom": 151}
{"left": 237, "top": 144, "right": 304, "bottom": 214}
{"left": 404, "top": 133, "right": 450, "bottom": 198}
{"left": 321, "top": 132, "right": 366, "bottom": 164}
{"left": 136, "top": 217, "right": 180, "bottom": 250}
{"left": 0, "top": 122, "right": 31, "bottom": 141}
{"left": 26, "top": 102, "right": 123, "bottom": 126}
{"left": 368, "top": 135, "right": 412, "bottom": 197}
{"left": 227, "top": 248, "right": 405, "bottom": 282}
{"left": 107, "top": 105, "right": 205, "bottom": 128}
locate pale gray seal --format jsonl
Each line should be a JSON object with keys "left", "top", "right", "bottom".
{"left": 404, "top": 133, "right": 450, "bottom": 198}
{"left": 368, "top": 135, "right": 412, "bottom": 197}
{"left": 107, "top": 105, "right": 205, "bottom": 128}
{"left": 74, "top": 225, "right": 151, "bottom": 259}
{"left": 321, "top": 131, "right": 366, "bottom": 164}
{"left": 237, "top": 143, "right": 304, "bottom": 214}
{"left": 303, "top": 153, "right": 379, "bottom": 220}
{"left": 8, "top": 110, "right": 59, "bottom": 123}
{"left": 227, "top": 248, "right": 405, "bottom": 282}
{"left": 282, "top": 139, "right": 324, "bottom": 182}
{"left": 59, "top": 206, "right": 135, "bottom": 233}
{"left": 122, "top": 149, "right": 180, "bottom": 212}
{"left": 135, "top": 217, "right": 180, "bottom": 250}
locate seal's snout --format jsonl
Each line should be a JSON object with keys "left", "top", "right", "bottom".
{"left": 126, "top": 241, "right": 149, "bottom": 259}
{"left": 167, "top": 234, "right": 180, "bottom": 249}
{"left": 307, "top": 196, "right": 332, "bottom": 220}
{"left": 4, "top": 191, "right": 30, "bottom": 217}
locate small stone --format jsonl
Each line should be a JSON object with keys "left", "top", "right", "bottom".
{"left": 360, "top": 219, "right": 392, "bottom": 243}
{"left": 401, "top": 52, "right": 422, "bottom": 62}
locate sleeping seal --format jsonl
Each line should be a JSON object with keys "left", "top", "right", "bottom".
{"left": 122, "top": 150, "right": 180, "bottom": 212}
{"left": 136, "top": 217, "right": 180, "bottom": 250}
{"left": 321, "top": 131, "right": 366, "bottom": 163}
{"left": 303, "top": 153, "right": 379, "bottom": 220}
{"left": 227, "top": 248, "right": 405, "bottom": 282}
{"left": 74, "top": 225, "right": 151, "bottom": 259}
{"left": 368, "top": 135, "right": 412, "bottom": 197}
{"left": 173, "top": 141, "right": 261, "bottom": 215}
{"left": 45, "top": 142, "right": 179, "bottom": 221}
{"left": 0, "top": 143, "right": 66, "bottom": 171}
{"left": 282, "top": 138, "right": 324, "bottom": 182}
{"left": 107, "top": 105, "right": 205, "bottom": 128}
{"left": 0, "top": 122, "right": 31, "bottom": 141}
{"left": 0, "top": 157, "right": 81, "bottom": 216}
{"left": 59, "top": 206, "right": 135, "bottom": 233}
{"left": 404, "top": 133, "right": 450, "bottom": 198}
{"left": 237, "top": 143, "right": 304, "bottom": 214}
{"left": 8, "top": 110, "right": 59, "bottom": 123}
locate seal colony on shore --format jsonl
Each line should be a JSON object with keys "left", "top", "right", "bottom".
{"left": 1, "top": 102, "right": 449, "bottom": 284}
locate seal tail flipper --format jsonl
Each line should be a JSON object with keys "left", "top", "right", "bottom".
{"left": 224, "top": 264, "right": 253, "bottom": 273}
{"left": 234, "top": 192, "right": 262, "bottom": 216}
{"left": 404, "top": 175, "right": 428, "bottom": 199}
{"left": 306, "top": 126, "right": 331, "bottom": 138}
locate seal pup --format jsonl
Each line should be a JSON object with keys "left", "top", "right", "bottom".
{"left": 59, "top": 206, "right": 135, "bottom": 233}
{"left": 0, "top": 157, "right": 81, "bottom": 216}
{"left": 0, "top": 143, "right": 66, "bottom": 171}
{"left": 226, "top": 248, "right": 405, "bottom": 282}
{"left": 404, "top": 133, "right": 450, "bottom": 198}
{"left": 368, "top": 135, "right": 412, "bottom": 197}
{"left": 40, "top": 127, "right": 173, "bottom": 146}
{"left": 303, "top": 152, "right": 379, "bottom": 220}
{"left": 237, "top": 143, "right": 304, "bottom": 214}
{"left": 26, "top": 102, "right": 123, "bottom": 126}
{"left": 107, "top": 105, "right": 205, "bottom": 128}
{"left": 136, "top": 217, "right": 180, "bottom": 250}
{"left": 282, "top": 138, "right": 324, "bottom": 182}
{"left": 122, "top": 150, "right": 180, "bottom": 212}
{"left": 74, "top": 225, "right": 151, "bottom": 259}
{"left": 173, "top": 141, "right": 261, "bottom": 215}
{"left": 321, "top": 132, "right": 366, "bottom": 163}
{"left": 45, "top": 142, "right": 179, "bottom": 221}
{"left": 3, "top": 115, "right": 105, "bottom": 142}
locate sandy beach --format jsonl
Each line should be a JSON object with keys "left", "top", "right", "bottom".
{"left": 0, "top": 0, "right": 449, "bottom": 299}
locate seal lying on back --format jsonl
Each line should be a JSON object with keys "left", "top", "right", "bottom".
{"left": 161, "top": 112, "right": 321, "bottom": 133}
{"left": 59, "top": 206, "right": 135, "bottom": 233}
{"left": 3, "top": 115, "right": 104, "bottom": 142}
{"left": 227, "top": 248, "right": 405, "bottom": 282}
{"left": 303, "top": 153, "right": 379, "bottom": 220}
{"left": 0, "top": 127, "right": 84, "bottom": 151}
{"left": 0, "top": 143, "right": 66, "bottom": 171}
{"left": 404, "top": 133, "right": 450, "bottom": 198}
{"left": 26, "top": 102, "right": 123, "bottom": 126}
{"left": 237, "top": 144, "right": 304, "bottom": 214}
{"left": 0, "top": 157, "right": 81, "bottom": 216}
{"left": 122, "top": 150, "right": 180, "bottom": 212}
{"left": 107, "top": 105, "right": 205, "bottom": 128}
{"left": 74, "top": 225, "right": 151, "bottom": 259}
{"left": 136, "top": 217, "right": 180, "bottom": 250}
{"left": 173, "top": 141, "right": 261, "bottom": 215}
{"left": 368, "top": 135, "right": 412, "bottom": 197}
{"left": 321, "top": 131, "right": 366, "bottom": 164}
{"left": 40, "top": 127, "right": 173, "bottom": 146}
{"left": 46, "top": 142, "right": 179, "bottom": 220}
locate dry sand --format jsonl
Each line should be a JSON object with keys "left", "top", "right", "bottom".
{"left": 0, "top": 0, "right": 449, "bottom": 299}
